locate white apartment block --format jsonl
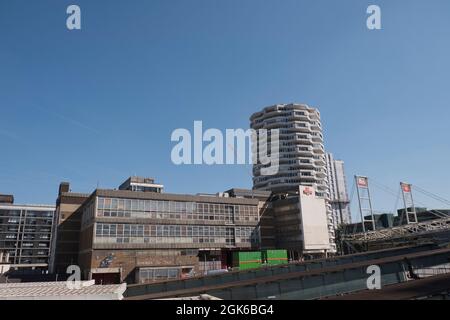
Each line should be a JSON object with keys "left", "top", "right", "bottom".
{"left": 250, "top": 103, "right": 336, "bottom": 253}
{"left": 326, "top": 153, "right": 352, "bottom": 229}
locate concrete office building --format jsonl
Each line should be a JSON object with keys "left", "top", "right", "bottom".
{"left": 59, "top": 177, "right": 270, "bottom": 284}
{"left": 326, "top": 153, "right": 351, "bottom": 228}
{"left": 250, "top": 104, "right": 335, "bottom": 253}
{"left": 50, "top": 183, "right": 89, "bottom": 274}
{"left": 0, "top": 195, "right": 55, "bottom": 270}
{"left": 267, "top": 186, "right": 333, "bottom": 260}
{"left": 223, "top": 188, "right": 276, "bottom": 250}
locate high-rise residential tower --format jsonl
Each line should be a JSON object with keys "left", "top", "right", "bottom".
{"left": 250, "top": 103, "right": 335, "bottom": 253}
{"left": 250, "top": 104, "right": 328, "bottom": 196}
{"left": 326, "top": 153, "right": 351, "bottom": 229}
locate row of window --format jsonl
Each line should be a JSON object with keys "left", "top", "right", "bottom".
{"left": 0, "top": 210, "right": 54, "bottom": 218}
{"left": 131, "top": 249, "right": 198, "bottom": 257}
{"left": 97, "top": 197, "right": 258, "bottom": 216}
{"left": 138, "top": 267, "right": 194, "bottom": 283}
{"left": 0, "top": 218, "right": 53, "bottom": 224}
{"left": 1, "top": 235, "right": 49, "bottom": 240}
{"left": 97, "top": 237, "right": 241, "bottom": 244}
{"left": 253, "top": 112, "right": 310, "bottom": 124}
{"left": 22, "top": 243, "right": 49, "bottom": 247}
{"left": 95, "top": 223, "right": 254, "bottom": 238}
{"left": 20, "top": 251, "right": 49, "bottom": 256}
{"left": 97, "top": 209, "right": 257, "bottom": 222}
{"left": 0, "top": 228, "right": 52, "bottom": 233}
{"left": 95, "top": 223, "right": 256, "bottom": 245}
{"left": 0, "top": 242, "right": 50, "bottom": 249}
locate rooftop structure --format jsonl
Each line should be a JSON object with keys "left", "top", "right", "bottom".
{"left": 0, "top": 194, "right": 14, "bottom": 204}
{"left": 0, "top": 280, "right": 126, "bottom": 300}
{"left": 118, "top": 176, "right": 164, "bottom": 193}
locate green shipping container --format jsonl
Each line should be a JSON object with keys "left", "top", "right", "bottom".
{"left": 232, "top": 251, "right": 262, "bottom": 270}
{"left": 262, "top": 249, "right": 288, "bottom": 265}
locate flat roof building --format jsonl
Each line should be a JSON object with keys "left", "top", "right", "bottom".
{"left": 266, "top": 186, "right": 333, "bottom": 260}
{"left": 57, "top": 177, "right": 269, "bottom": 284}
{"left": 53, "top": 175, "right": 337, "bottom": 282}
{"left": 0, "top": 201, "right": 55, "bottom": 270}
{"left": 51, "top": 183, "right": 89, "bottom": 274}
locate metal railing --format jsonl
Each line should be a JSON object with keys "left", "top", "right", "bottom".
{"left": 414, "top": 265, "right": 450, "bottom": 279}
{"left": 342, "top": 216, "right": 450, "bottom": 242}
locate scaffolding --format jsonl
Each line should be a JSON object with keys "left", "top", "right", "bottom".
{"left": 343, "top": 180, "right": 450, "bottom": 249}
{"left": 342, "top": 215, "right": 450, "bottom": 243}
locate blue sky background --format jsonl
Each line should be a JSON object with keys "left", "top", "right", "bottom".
{"left": 1, "top": 0, "right": 449, "bottom": 222}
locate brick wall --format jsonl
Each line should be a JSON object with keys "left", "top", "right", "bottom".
{"left": 88, "top": 249, "right": 200, "bottom": 283}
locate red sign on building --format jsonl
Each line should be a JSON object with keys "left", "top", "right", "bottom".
{"left": 303, "top": 187, "right": 314, "bottom": 196}
{"left": 357, "top": 177, "right": 368, "bottom": 187}
{"left": 401, "top": 183, "right": 411, "bottom": 193}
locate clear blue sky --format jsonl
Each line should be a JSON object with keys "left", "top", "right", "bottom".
{"left": 1, "top": 0, "right": 449, "bottom": 221}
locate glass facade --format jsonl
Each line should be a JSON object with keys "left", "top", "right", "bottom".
{"left": 91, "top": 196, "right": 260, "bottom": 247}
{"left": 0, "top": 206, "right": 55, "bottom": 265}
